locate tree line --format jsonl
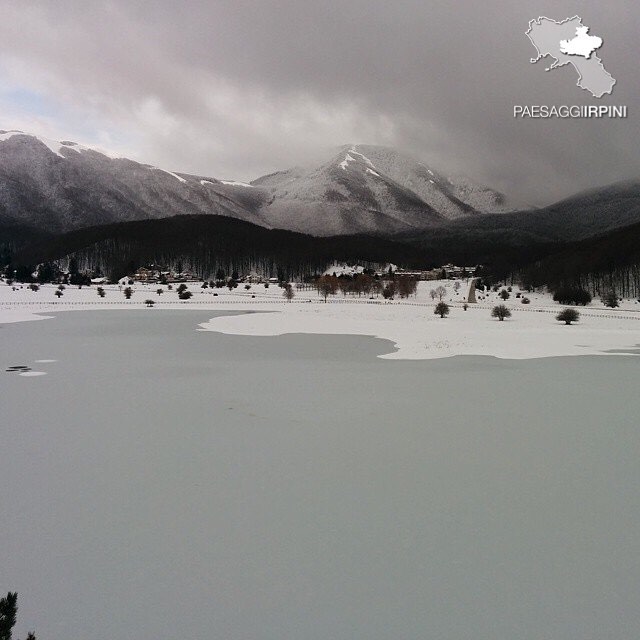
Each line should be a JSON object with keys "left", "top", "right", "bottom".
{"left": 7, "top": 214, "right": 433, "bottom": 284}
{"left": 314, "top": 273, "right": 418, "bottom": 301}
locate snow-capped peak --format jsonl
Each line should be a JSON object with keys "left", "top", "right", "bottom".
{"left": 339, "top": 153, "right": 356, "bottom": 170}
{"left": 348, "top": 145, "right": 376, "bottom": 169}
{"left": 0, "top": 129, "right": 120, "bottom": 159}
{"left": 338, "top": 145, "right": 378, "bottom": 172}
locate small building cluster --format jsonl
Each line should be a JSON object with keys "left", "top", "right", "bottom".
{"left": 131, "top": 266, "right": 200, "bottom": 283}
{"left": 389, "top": 264, "right": 479, "bottom": 280}
{"left": 323, "top": 263, "right": 479, "bottom": 281}
{"left": 15, "top": 260, "right": 480, "bottom": 287}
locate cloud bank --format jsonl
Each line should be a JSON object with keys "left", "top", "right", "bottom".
{"left": 1, "top": 1, "right": 638, "bottom": 204}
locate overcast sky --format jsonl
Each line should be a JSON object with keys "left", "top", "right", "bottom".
{"left": 1, "top": 0, "right": 638, "bottom": 205}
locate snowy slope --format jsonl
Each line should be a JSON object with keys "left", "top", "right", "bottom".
{"left": 252, "top": 145, "right": 524, "bottom": 235}
{"left": 0, "top": 130, "right": 270, "bottom": 232}
{"left": 3, "top": 279, "right": 640, "bottom": 361}
{"left": 252, "top": 145, "right": 443, "bottom": 235}
{"left": 0, "top": 131, "right": 523, "bottom": 237}
{"left": 351, "top": 145, "right": 524, "bottom": 218}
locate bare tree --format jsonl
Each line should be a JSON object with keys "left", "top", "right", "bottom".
{"left": 435, "top": 285, "right": 447, "bottom": 301}
{"left": 316, "top": 275, "right": 338, "bottom": 302}
{"left": 397, "top": 276, "right": 418, "bottom": 299}
{"left": 359, "top": 274, "right": 374, "bottom": 297}
{"left": 382, "top": 282, "right": 396, "bottom": 300}
{"left": 371, "top": 280, "right": 383, "bottom": 298}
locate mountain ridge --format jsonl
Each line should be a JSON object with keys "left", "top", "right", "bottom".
{"left": 2, "top": 129, "right": 639, "bottom": 249}
{"left": 0, "top": 130, "right": 520, "bottom": 237}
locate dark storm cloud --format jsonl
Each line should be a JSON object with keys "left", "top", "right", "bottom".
{"left": 1, "top": 0, "right": 638, "bottom": 204}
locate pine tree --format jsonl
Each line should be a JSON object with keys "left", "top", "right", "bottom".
{"left": 0, "top": 592, "right": 17, "bottom": 640}
{"left": 0, "top": 593, "right": 32, "bottom": 640}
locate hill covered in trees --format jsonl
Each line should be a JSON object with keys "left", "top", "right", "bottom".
{"left": 12, "top": 214, "right": 433, "bottom": 281}
{"left": 518, "top": 217, "right": 640, "bottom": 298}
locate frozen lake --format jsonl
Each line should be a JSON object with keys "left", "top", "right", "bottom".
{"left": 2, "top": 310, "right": 640, "bottom": 639}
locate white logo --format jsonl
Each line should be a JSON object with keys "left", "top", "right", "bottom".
{"left": 526, "top": 16, "right": 615, "bottom": 98}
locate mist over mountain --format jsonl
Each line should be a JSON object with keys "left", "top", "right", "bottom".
{"left": 251, "top": 144, "right": 522, "bottom": 235}
{"left": 0, "top": 130, "right": 520, "bottom": 238}
{"left": 417, "top": 179, "right": 640, "bottom": 245}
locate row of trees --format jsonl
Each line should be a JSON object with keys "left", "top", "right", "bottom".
{"left": 432, "top": 303, "right": 580, "bottom": 324}
{"left": 552, "top": 286, "right": 621, "bottom": 308}
{"left": 518, "top": 246, "right": 640, "bottom": 302}
{"left": 3, "top": 258, "right": 93, "bottom": 286}
{"left": 314, "top": 274, "right": 419, "bottom": 301}
{"left": 432, "top": 302, "right": 512, "bottom": 320}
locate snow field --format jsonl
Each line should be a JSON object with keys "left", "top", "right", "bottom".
{"left": 1, "top": 279, "right": 639, "bottom": 360}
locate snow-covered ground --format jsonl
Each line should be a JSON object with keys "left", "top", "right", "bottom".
{"left": 2, "top": 279, "right": 639, "bottom": 359}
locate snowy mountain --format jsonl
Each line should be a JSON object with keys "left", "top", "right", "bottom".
{"left": 335, "top": 145, "right": 522, "bottom": 216}
{"left": 0, "top": 130, "right": 270, "bottom": 232}
{"left": 251, "top": 145, "right": 521, "bottom": 235}
{"left": 0, "top": 131, "right": 519, "bottom": 237}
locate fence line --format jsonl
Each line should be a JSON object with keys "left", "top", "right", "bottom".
{"left": 2, "top": 297, "right": 640, "bottom": 321}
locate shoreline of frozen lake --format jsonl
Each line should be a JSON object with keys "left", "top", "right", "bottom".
{"left": 2, "top": 301, "right": 640, "bottom": 361}
{"left": 2, "top": 279, "right": 640, "bottom": 360}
